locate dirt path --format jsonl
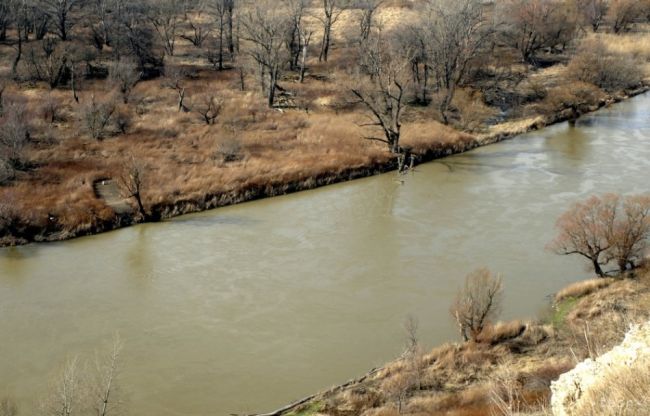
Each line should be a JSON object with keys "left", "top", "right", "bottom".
{"left": 92, "top": 179, "right": 133, "bottom": 215}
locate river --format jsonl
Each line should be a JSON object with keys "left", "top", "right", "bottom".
{"left": 1, "top": 94, "right": 649, "bottom": 415}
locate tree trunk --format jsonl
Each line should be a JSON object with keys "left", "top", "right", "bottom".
{"left": 593, "top": 258, "right": 605, "bottom": 277}
{"left": 319, "top": 25, "right": 330, "bottom": 62}
{"left": 134, "top": 192, "right": 147, "bottom": 220}
{"left": 268, "top": 69, "right": 277, "bottom": 108}
{"left": 299, "top": 41, "right": 308, "bottom": 83}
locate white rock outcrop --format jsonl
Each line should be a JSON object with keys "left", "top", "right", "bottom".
{"left": 550, "top": 320, "right": 650, "bottom": 416}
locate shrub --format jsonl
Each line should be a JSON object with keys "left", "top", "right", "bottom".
{"left": 450, "top": 268, "right": 503, "bottom": 342}
{"left": 567, "top": 38, "right": 644, "bottom": 92}
{"left": 81, "top": 95, "right": 116, "bottom": 140}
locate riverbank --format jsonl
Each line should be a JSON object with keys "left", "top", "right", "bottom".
{"left": 250, "top": 266, "right": 650, "bottom": 416}
{"left": 1, "top": 82, "right": 648, "bottom": 248}
{"left": 3, "top": 8, "right": 650, "bottom": 247}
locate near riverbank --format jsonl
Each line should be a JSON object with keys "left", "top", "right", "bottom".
{"left": 250, "top": 266, "right": 650, "bottom": 416}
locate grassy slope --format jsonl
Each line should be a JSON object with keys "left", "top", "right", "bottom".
{"left": 1, "top": 7, "right": 650, "bottom": 246}
{"left": 266, "top": 267, "right": 650, "bottom": 416}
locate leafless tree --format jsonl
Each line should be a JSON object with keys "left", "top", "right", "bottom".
{"left": 208, "top": 0, "right": 230, "bottom": 70}
{"left": 119, "top": 154, "right": 147, "bottom": 220}
{"left": 607, "top": 0, "right": 642, "bottom": 33}
{"left": 40, "top": 357, "right": 82, "bottom": 416}
{"left": 40, "top": 0, "right": 80, "bottom": 40}
{"left": 224, "top": 0, "right": 235, "bottom": 55}
{"left": 81, "top": 95, "right": 116, "bottom": 140}
{"left": 548, "top": 194, "right": 619, "bottom": 277}
{"left": 351, "top": 32, "right": 412, "bottom": 154}
{"left": 91, "top": 335, "right": 124, "bottom": 416}
{"left": 0, "top": 98, "right": 29, "bottom": 170}
{"left": 285, "top": 0, "right": 308, "bottom": 71}
{"left": 604, "top": 195, "right": 650, "bottom": 272}
{"left": 148, "top": 0, "right": 182, "bottom": 56}
{"left": 88, "top": 0, "right": 112, "bottom": 49}
{"left": 574, "top": 0, "right": 608, "bottom": 32}
{"left": 191, "top": 91, "right": 222, "bottom": 125}
{"left": 39, "top": 336, "right": 125, "bottom": 416}
{"left": 450, "top": 268, "right": 503, "bottom": 342}
{"left": 108, "top": 57, "right": 141, "bottom": 103}
{"left": 0, "top": 397, "right": 18, "bottom": 416}
{"left": 240, "top": 0, "right": 289, "bottom": 107}
{"left": 21, "top": 38, "right": 69, "bottom": 88}
{"left": 423, "top": 0, "right": 494, "bottom": 124}
{"left": 298, "top": 26, "right": 312, "bottom": 83}
{"left": 0, "top": 0, "right": 10, "bottom": 41}
{"left": 180, "top": 1, "right": 212, "bottom": 48}
{"left": 317, "top": 0, "right": 350, "bottom": 62}
{"left": 163, "top": 66, "right": 188, "bottom": 111}
{"left": 497, "top": 0, "right": 578, "bottom": 65}
{"left": 357, "top": 0, "right": 382, "bottom": 41}
{"left": 111, "top": 0, "right": 163, "bottom": 74}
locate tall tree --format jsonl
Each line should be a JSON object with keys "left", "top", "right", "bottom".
{"left": 351, "top": 31, "right": 412, "bottom": 154}
{"left": 317, "top": 0, "right": 349, "bottom": 62}
{"left": 240, "top": 0, "right": 289, "bottom": 107}
{"left": 423, "top": 0, "right": 494, "bottom": 124}
{"left": 40, "top": 0, "right": 80, "bottom": 40}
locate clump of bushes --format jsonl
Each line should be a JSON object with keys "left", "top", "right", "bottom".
{"left": 567, "top": 38, "right": 645, "bottom": 92}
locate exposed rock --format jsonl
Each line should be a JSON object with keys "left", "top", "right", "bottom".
{"left": 550, "top": 320, "right": 650, "bottom": 415}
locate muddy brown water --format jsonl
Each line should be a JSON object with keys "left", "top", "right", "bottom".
{"left": 1, "top": 95, "right": 650, "bottom": 415}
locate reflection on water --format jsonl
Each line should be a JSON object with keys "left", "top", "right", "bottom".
{"left": 1, "top": 94, "right": 650, "bottom": 415}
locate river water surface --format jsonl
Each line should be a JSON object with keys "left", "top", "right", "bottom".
{"left": 1, "top": 95, "right": 650, "bottom": 415}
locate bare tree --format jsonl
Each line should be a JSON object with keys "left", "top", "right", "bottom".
{"left": 0, "top": 98, "right": 29, "bottom": 170}
{"left": 208, "top": 0, "right": 230, "bottom": 70}
{"left": 148, "top": 0, "right": 182, "bottom": 56}
{"left": 298, "top": 26, "right": 312, "bottom": 83}
{"left": 191, "top": 91, "right": 222, "bottom": 125}
{"left": 21, "top": 38, "right": 69, "bottom": 88}
{"left": 358, "top": 0, "right": 382, "bottom": 41}
{"left": 574, "top": 0, "right": 608, "bottom": 32}
{"left": 240, "top": 0, "right": 289, "bottom": 107}
{"left": 180, "top": 1, "right": 212, "bottom": 48}
{"left": 119, "top": 154, "right": 147, "bottom": 220}
{"left": 0, "top": 0, "right": 10, "bottom": 41}
{"left": 423, "top": 0, "right": 494, "bottom": 124}
{"left": 91, "top": 335, "right": 124, "bottom": 416}
{"left": 317, "top": 0, "right": 349, "bottom": 62}
{"left": 40, "top": 0, "right": 80, "bottom": 40}
{"left": 111, "top": 0, "right": 164, "bottom": 75}
{"left": 607, "top": 0, "right": 641, "bottom": 33}
{"left": 605, "top": 195, "right": 650, "bottom": 272}
{"left": 548, "top": 194, "right": 619, "bottom": 277}
{"left": 0, "top": 398, "right": 17, "bottom": 416}
{"left": 285, "top": 0, "right": 308, "bottom": 71}
{"left": 108, "top": 57, "right": 141, "bottom": 103}
{"left": 40, "top": 357, "right": 82, "bottom": 416}
{"left": 81, "top": 95, "right": 116, "bottom": 140}
{"left": 497, "top": 0, "right": 578, "bottom": 65}
{"left": 450, "top": 268, "right": 503, "bottom": 342}
{"left": 351, "top": 32, "right": 412, "bottom": 154}
{"left": 163, "top": 66, "right": 188, "bottom": 111}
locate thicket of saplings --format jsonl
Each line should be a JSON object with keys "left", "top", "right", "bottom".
{"left": 1, "top": 0, "right": 649, "bottom": 239}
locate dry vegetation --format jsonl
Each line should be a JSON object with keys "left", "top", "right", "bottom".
{"left": 1, "top": 0, "right": 650, "bottom": 245}
{"left": 272, "top": 265, "right": 650, "bottom": 416}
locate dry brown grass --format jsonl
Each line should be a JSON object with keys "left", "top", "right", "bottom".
{"left": 302, "top": 267, "right": 650, "bottom": 416}
{"left": 555, "top": 278, "right": 615, "bottom": 303}
{"left": 573, "top": 355, "right": 650, "bottom": 416}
